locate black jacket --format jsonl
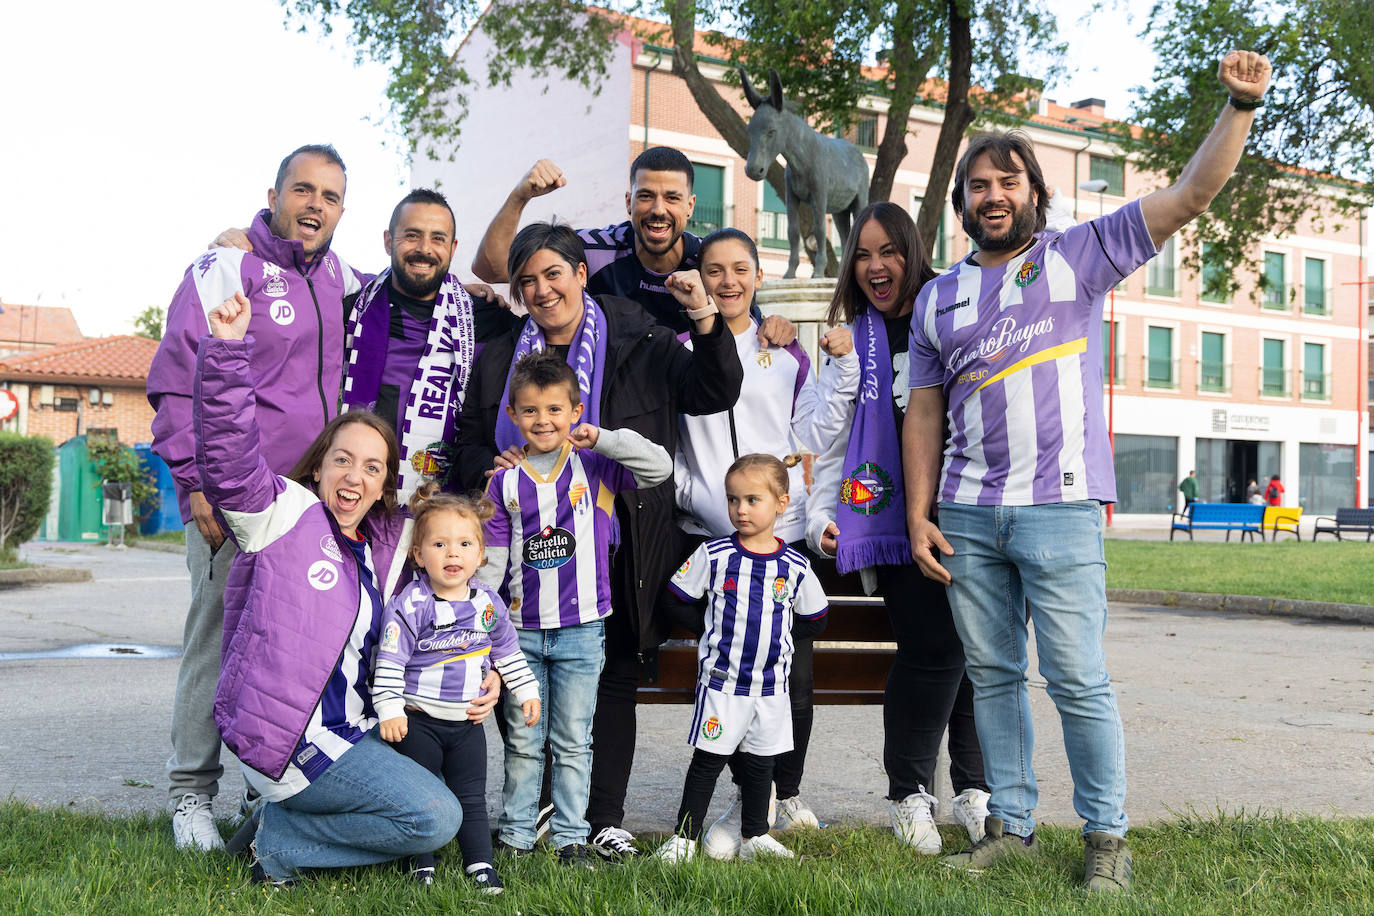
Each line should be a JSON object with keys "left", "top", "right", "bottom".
{"left": 452, "top": 295, "right": 744, "bottom": 650}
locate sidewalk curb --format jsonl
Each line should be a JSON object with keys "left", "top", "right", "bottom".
{"left": 131, "top": 541, "right": 186, "bottom": 555}
{"left": 1108, "top": 589, "right": 1374, "bottom": 625}
{"left": 0, "top": 567, "right": 94, "bottom": 589}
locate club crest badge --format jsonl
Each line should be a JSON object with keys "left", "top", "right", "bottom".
{"left": 841, "top": 462, "right": 894, "bottom": 515}
{"left": 409, "top": 442, "right": 450, "bottom": 478}
{"left": 701, "top": 716, "right": 723, "bottom": 741}
{"left": 1014, "top": 259, "right": 1041, "bottom": 288}
{"left": 772, "top": 577, "right": 789, "bottom": 602}
{"left": 568, "top": 481, "right": 588, "bottom": 512}
{"left": 479, "top": 603, "right": 497, "bottom": 632}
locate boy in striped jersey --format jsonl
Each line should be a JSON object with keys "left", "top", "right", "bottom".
{"left": 656, "top": 454, "right": 829, "bottom": 862}
{"left": 477, "top": 350, "right": 672, "bottom": 864}
{"left": 373, "top": 487, "right": 540, "bottom": 892}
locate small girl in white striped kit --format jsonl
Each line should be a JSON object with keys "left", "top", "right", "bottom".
{"left": 656, "top": 454, "right": 829, "bottom": 862}
{"left": 373, "top": 485, "right": 540, "bottom": 893}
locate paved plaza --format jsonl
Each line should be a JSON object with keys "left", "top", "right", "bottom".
{"left": 1, "top": 541, "right": 1370, "bottom": 834}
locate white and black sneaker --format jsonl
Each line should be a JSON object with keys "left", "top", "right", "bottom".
{"left": 469, "top": 865, "right": 504, "bottom": 895}
{"left": 590, "top": 825, "right": 640, "bottom": 860}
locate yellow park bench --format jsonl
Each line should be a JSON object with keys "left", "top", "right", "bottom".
{"left": 1262, "top": 506, "right": 1302, "bottom": 541}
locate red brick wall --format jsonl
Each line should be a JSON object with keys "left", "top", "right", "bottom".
{"left": 19, "top": 383, "right": 154, "bottom": 447}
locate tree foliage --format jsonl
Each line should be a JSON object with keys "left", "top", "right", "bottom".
{"left": 0, "top": 432, "right": 54, "bottom": 558}
{"left": 1128, "top": 0, "right": 1374, "bottom": 299}
{"left": 87, "top": 437, "right": 158, "bottom": 536}
{"left": 131, "top": 305, "right": 165, "bottom": 340}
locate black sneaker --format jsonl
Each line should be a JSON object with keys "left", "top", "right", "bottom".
{"left": 556, "top": 843, "right": 599, "bottom": 870}
{"left": 470, "top": 865, "right": 504, "bottom": 895}
{"left": 590, "top": 825, "right": 640, "bottom": 860}
{"left": 495, "top": 840, "right": 534, "bottom": 858}
{"left": 409, "top": 866, "right": 435, "bottom": 886}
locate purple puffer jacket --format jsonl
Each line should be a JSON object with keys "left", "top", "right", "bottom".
{"left": 196, "top": 337, "right": 412, "bottom": 781}
{"left": 149, "top": 209, "right": 363, "bottom": 523}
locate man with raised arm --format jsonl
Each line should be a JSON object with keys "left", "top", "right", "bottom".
{"left": 148, "top": 144, "right": 362, "bottom": 851}
{"left": 901, "top": 52, "right": 1272, "bottom": 892}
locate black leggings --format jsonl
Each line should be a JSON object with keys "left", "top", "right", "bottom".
{"left": 392, "top": 710, "right": 491, "bottom": 869}
{"left": 676, "top": 749, "right": 775, "bottom": 840}
{"left": 877, "top": 563, "right": 986, "bottom": 799}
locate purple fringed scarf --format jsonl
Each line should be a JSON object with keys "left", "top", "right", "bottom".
{"left": 494, "top": 292, "right": 607, "bottom": 453}
{"left": 342, "top": 270, "right": 475, "bottom": 501}
{"left": 835, "top": 305, "right": 911, "bottom": 575}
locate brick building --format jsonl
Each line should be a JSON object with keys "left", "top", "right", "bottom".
{"left": 0, "top": 303, "right": 85, "bottom": 354}
{"left": 417, "top": 11, "right": 1368, "bottom": 514}
{"left": 0, "top": 335, "right": 159, "bottom": 446}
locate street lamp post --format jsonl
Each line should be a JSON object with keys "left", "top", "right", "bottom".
{"left": 1080, "top": 179, "right": 1113, "bottom": 524}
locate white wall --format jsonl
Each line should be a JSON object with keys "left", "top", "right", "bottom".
{"left": 409, "top": 19, "right": 635, "bottom": 286}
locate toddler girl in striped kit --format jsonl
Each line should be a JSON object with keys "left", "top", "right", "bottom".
{"left": 373, "top": 486, "right": 540, "bottom": 893}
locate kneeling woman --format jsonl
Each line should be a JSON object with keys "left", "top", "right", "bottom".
{"left": 198, "top": 292, "right": 485, "bottom": 885}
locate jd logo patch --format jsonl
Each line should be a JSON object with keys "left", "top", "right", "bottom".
{"left": 701, "top": 716, "right": 723, "bottom": 741}
{"left": 524, "top": 526, "right": 575, "bottom": 570}
{"left": 306, "top": 560, "right": 338, "bottom": 591}
{"left": 841, "top": 462, "right": 894, "bottom": 515}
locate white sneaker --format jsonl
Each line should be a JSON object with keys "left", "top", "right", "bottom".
{"left": 776, "top": 795, "right": 820, "bottom": 830}
{"left": 590, "top": 825, "right": 640, "bottom": 859}
{"left": 703, "top": 793, "right": 742, "bottom": 860}
{"left": 655, "top": 835, "right": 697, "bottom": 863}
{"left": 951, "top": 788, "right": 991, "bottom": 844}
{"left": 172, "top": 792, "right": 225, "bottom": 851}
{"left": 739, "top": 833, "right": 794, "bottom": 860}
{"left": 890, "top": 787, "right": 941, "bottom": 855}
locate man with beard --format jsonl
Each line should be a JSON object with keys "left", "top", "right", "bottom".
{"left": 149, "top": 144, "right": 362, "bottom": 851}
{"left": 344, "top": 188, "right": 519, "bottom": 501}
{"left": 901, "top": 51, "right": 1272, "bottom": 892}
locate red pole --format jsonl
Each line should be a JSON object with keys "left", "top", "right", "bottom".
{"left": 1107, "top": 287, "right": 1115, "bottom": 525}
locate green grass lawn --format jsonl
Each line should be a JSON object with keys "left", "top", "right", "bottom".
{"left": 131, "top": 530, "right": 187, "bottom": 546}
{"left": 1105, "top": 540, "right": 1374, "bottom": 605}
{"left": 1, "top": 802, "right": 1370, "bottom": 915}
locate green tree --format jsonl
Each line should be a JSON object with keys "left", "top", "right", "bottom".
{"left": 87, "top": 436, "right": 158, "bottom": 540}
{"left": 282, "top": 0, "right": 1064, "bottom": 261}
{"left": 0, "top": 432, "right": 54, "bottom": 559}
{"left": 1128, "top": 0, "right": 1374, "bottom": 299}
{"left": 132, "top": 305, "right": 165, "bottom": 340}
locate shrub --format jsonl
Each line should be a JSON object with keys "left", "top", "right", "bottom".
{"left": 88, "top": 437, "right": 159, "bottom": 539}
{"left": 0, "top": 432, "right": 55, "bottom": 558}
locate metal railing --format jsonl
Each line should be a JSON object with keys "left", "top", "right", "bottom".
{"left": 1197, "top": 360, "right": 1229, "bottom": 393}
{"left": 1259, "top": 365, "right": 1289, "bottom": 397}
{"left": 1302, "top": 285, "right": 1332, "bottom": 315}
{"left": 1143, "top": 356, "right": 1179, "bottom": 389}
{"left": 756, "top": 209, "right": 789, "bottom": 249}
{"left": 1301, "top": 371, "right": 1331, "bottom": 400}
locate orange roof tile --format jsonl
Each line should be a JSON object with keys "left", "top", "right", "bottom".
{"left": 0, "top": 304, "right": 85, "bottom": 348}
{"left": 0, "top": 335, "right": 158, "bottom": 385}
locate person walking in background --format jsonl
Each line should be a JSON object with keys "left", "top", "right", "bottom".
{"left": 1246, "top": 479, "right": 1264, "bottom": 505}
{"left": 1179, "top": 470, "right": 1198, "bottom": 508}
{"left": 1265, "top": 475, "right": 1285, "bottom": 506}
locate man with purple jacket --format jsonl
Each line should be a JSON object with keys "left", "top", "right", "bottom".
{"left": 148, "top": 143, "right": 362, "bottom": 851}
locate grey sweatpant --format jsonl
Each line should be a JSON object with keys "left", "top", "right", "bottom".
{"left": 165, "top": 522, "right": 237, "bottom": 806}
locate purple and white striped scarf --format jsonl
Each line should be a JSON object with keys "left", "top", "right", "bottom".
{"left": 342, "top": 270, "right": 475, "bottom": 500}
{"left": 835, "top": 305, "right": 911, "bottom": 575}
{"left": 494, "top": 292, "right": 607, "bottom": 453}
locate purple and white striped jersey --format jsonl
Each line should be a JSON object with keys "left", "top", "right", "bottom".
{"left": 485, "top": 442, "right": 636, "bottom": 629}
{"left": 372, "top": 575, "right": 538, "bottom": 723}
{"left": 909, "top": 201, "right": 1158, "bottom": 506}
{"left": 668, "top": 536, "right": 828, "bottom": 697}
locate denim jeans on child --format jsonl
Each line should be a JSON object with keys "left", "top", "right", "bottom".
{"left": 498, "top": 620, "right": 605, "bottom": 850}
{"left": 252, "top": 729, "right": 462, "bottom": 880}
{"left": 938, "top": 500, "right": 1128, "bottom": 839}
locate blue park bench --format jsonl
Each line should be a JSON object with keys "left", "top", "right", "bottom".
{"left": 1170, "top": 502, "right": 1265, "bottom": 542}
{"left": 1311, "top": 507, "right": 1374, "bottom": 542}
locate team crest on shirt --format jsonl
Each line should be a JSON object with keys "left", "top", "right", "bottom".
{"left": 1014, "top": 260, "right": 1042, "bottom": 288}
{"left": 409, "top": 442, "right": 450, "bottom": 478}
{"left": 756, "top": 350, "right": 772, "bottom": 368}
{"left": 701, "top": 716, "right": 723, "bottom": 741}
{"left": 841, "top": 462, "right": 894, "bottom": 515}
{"left": 524, "top": 526, "right": 575, "bottom": 569}
{"left": 479, "top": 603, "right": 497, "bottom": 632}
{"left": 381, "top": 621, "right": 401, "bottom": 653}
{"left": 568, "top": 482, "right": 589, "bottom": 513}
{"left": 772, "top": 577, "right": 789, "bottom": 602}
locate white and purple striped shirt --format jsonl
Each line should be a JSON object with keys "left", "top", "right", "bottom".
{"left": 909, "top": 201, "right": 1157, "bottom": 506}
{"left": 668, "top": 536, "right": 828, "bottom": 697}
{"left": 486, "top": 442, "right": 635, "bottom": 629}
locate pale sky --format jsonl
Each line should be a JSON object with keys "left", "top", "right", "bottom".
{"left": 0, "top": 0, "right": 1154, "bottom": 338}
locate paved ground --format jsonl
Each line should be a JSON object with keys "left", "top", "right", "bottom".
{"left": 2, "top": 541, "right": 1370, "bottom": 837}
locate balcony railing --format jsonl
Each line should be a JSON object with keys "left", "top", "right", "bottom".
{"left": 1101, "top": 353, "right": 1125, "bottom": 384}
{"left": 1145, "top": 268, "right": 1177, "bottom": 297}
{"left": 1262, "top": 284, "right": 1291, "bottom": 310}
{"left": 1302, "top": 285, "right": 1332, "bottom": 316}
{"left": 1143, "top": 356, "right": 1179, "bottom": 390}
{"left": 687, "top": 202, "right": 730, "bottom": 238}
{"left": 1301, "top": 371, "right": 1331, "bottom": 400}
{"left": 1197, "top": 360, "right": 1229, "bottom": 393}
{"left": 1259, "top": 365, "right": 1289, "bottom": 397}
{"left": 756, "top": 209, "right": 789, "bottom": 250}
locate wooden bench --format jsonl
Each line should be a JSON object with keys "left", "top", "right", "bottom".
{"left": 638, "top": 594, "right": 893, "bottom": 705}
{"left": 1262, "top": 506, "right": 1303, "bottom": 541}
{"left": 1170, "top": 502, "right": 1265, "bottom": 541}
{"left": 1311, "top": 507, "right": 1374, "bottom": 542}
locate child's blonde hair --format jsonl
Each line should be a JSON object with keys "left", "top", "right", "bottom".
{"left": 725, "top": 452, "right": 803, "bottom": 499}
{"left": 408, "top": 482, "right": 496, "bottom": 563}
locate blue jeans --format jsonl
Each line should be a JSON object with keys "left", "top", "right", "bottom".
{"left": 939, "top": 501, "right": 1127, "bottom": 838}
{"left": 253, "top": 730, "right": 462, "bottom": 880}
{"left": 498, "top": 620, "right": 605, "bottom": 850}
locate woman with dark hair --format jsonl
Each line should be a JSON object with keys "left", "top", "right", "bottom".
{"left": 197, "top": 292, "right": 496, "bottom": 886}
{"left": 452, "top": 221, "right": 743, "bottom": 860}
{"left": 806, "top": 202, "right": 989, "bottom": 854}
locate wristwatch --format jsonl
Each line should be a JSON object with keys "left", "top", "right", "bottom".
{"left": 684, "top": 297, "right": 718, "bottom": 321}
{"left": 1228, "top": 95, "right": 1263, "bottom": 111}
